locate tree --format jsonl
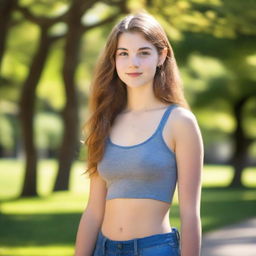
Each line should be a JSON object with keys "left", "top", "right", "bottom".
{"left": 16, "top": 3, "right": 67, "bottom": 196}
{"left": 13, "top": 0, "right": 128, "bottom": 196}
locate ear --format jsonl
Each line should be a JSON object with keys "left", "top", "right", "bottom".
{"left": 158, "top": 47, "right": 168, "bottom": 66}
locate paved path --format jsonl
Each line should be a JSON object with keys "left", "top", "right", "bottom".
{"left": 201, "top": 217, "right": 256, "bottom": 256}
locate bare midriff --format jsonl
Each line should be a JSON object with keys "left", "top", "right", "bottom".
{"left": 101, "top": 198, "right": 173, "bottom": 241}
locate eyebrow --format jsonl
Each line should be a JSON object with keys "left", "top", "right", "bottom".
{"left": 116, "top": 47, "right": 153, "bottom": 51}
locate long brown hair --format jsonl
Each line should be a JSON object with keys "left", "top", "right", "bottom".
{"left": 82, "top": 11, "right": 190, "bottom": 178}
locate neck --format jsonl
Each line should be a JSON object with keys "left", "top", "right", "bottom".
{"left": 125, "top": 83, "right": 167, "bottom": 112}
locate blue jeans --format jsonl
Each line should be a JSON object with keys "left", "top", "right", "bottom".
{"left": 92, "top": 227, "right": 181, "bottom": 256}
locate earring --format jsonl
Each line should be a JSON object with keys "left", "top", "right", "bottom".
{"left": 157, "top": 64, "right": 166, "bottom": 88}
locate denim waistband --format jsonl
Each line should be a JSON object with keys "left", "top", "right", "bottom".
{"left": 98, "top": 227, "right": 180, "bottom": 255}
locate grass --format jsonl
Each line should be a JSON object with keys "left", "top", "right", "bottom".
{"left": 0, "top": 159, "right": 255, "bottom": 256}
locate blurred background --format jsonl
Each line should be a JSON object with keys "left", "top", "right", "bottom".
{"left": 0, "top": 0, "right": 255, "bottom": 255}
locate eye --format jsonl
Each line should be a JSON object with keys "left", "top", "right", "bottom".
{"left": 140, "top": 51, "right": 150, "bottom": 56}
{"left": 117, "top": 52, "right": 128, "bottom": 56}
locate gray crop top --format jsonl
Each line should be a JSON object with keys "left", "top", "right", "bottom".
{"left": 97, "top": 104, "right": 179, "bottom": 203}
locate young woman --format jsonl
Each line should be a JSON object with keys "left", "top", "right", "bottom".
{"left": 75, "top": 11, "right": 203, "bottom": 256}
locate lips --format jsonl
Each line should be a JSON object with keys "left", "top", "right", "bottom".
{"left": 126, "top": 73, "right": 142, "bottom": 77}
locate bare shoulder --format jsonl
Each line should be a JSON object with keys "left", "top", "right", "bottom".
{"left": 171, "top": 106, "right": 202, "bottom": 146}
{"left": 170, "top": 106, "right": 201, "bottom": 142}
{"left": 171, "top": 106, "right": 199, "bottom": 127}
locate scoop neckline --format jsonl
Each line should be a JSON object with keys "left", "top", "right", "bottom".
{"left": 108, "top": 104, "right": 173, "bottom": 149}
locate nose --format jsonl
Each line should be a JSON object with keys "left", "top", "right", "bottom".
{"left": 129, "top": 55, "right": 140, "bottom": 67}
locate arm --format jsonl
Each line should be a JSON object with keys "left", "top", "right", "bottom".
{"left": 75, "top": 172, "right": 107, "bottom": 256}
{"left": 173, "top": 108, "right": 204, "bottom": 256}
{"left": 75, "top": 208, "right": 103, "bottom": 256}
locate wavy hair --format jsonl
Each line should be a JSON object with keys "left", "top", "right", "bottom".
{"left": 82, "top": 11, "right": 190, "bottom": 178}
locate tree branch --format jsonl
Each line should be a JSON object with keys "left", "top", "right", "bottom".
{"left": 68, "top": 0, "right": 97, "bottom": 19}
{"left": 15, "top": 4, "right": 68, "bottom": 27}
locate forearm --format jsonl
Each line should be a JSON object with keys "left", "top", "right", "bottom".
{"left": 75, "top": 209, "right": 103, "bottom": 256}
{"left": 180, "top": 214, "right": 201, "bottom": 256}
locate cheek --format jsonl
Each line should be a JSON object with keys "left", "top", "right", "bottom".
{"left": 115, "top": 58, "right": 125, "bottom": 72}
{"left": 115, "top": 60, "right": 126, "bottom": 79}
{"left": 143, "top": 56, "right": 158, "bottom": 69}
{"left": 143, "top": 61, "right": 157, "bottom": 73}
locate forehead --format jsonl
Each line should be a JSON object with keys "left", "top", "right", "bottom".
{"left": 117, "top": 32, "right": 155, "bottom": 50}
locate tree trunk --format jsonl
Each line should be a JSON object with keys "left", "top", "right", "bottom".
{"left": 53, "top": 3, "right": 82, "bottom": 191}
{"left": 229, "top": 96, "right": 251, "bottom": 188}
{"left": 19, "top": 28, "right": 51, "bottom": 197}
{"left": 0, "top": 0, "right": 17, "bottom": 71}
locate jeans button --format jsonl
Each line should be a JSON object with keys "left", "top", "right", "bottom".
{"left": 117, "top": 244, "right": 122, "bottom": 249}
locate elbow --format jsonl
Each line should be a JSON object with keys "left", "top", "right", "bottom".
{"left": 180, "top": 210, "right": 201, "bottom": 223}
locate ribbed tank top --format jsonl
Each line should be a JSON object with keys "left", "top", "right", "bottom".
{"left": 97, "top": 104, "right": 179, "bottom": 203}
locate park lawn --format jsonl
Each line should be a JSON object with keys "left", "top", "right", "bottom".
{"left": 0, "top": 159, "right": 255, "bottom": 256}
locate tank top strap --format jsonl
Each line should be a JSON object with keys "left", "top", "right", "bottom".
{"left": 157, "top": 104, "right": 179, "bottom": 133}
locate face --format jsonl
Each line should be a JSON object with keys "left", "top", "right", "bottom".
{"left": 115, "top": 32, "right": 164, "bottom": 89}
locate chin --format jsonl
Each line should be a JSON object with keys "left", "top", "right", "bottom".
{"left": 125, "top": 83, "right": 148, "bottom": 88}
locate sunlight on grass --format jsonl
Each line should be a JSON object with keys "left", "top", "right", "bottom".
{"left": 0, "top": 159, "right": 90, "bottom": 214}
{"left": 201, "top": 165, "right": 256, "bottom": 187}
{"left": 1, "top": 192, "right": 89, "bottom": 214}
{"left": 0, "top": 159, "right": 24, "bottom": 198}
{"left": 202, "top": 165, "right": 233, "bottom": 186}
{"left": 0, "top": 245, "right": 74, "bottom": 256}
{"left": 0, "top": 159, "right": 89, "bottom": 199}
{"left": 243, "top": 167, "right": 256, "bottom": 187}
{"left": 37, "top": 159, "right": 89, "bottom": 196}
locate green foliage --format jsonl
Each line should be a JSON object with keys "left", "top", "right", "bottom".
{"left": 2, "top": 21, "right": 39, "bottom": 85}
{"left": 221, "top": 0, "right": 256, "bottom": 36}
{"left": 35, "top": 113, "right": 63, "bottom": 150}
{"left": 0, "top": 114, "right": 14, "bottom": 149}
{"left": 37, "top": 40, "right": 65, "bottom": 110}
{"left": 20, "top": 0, "right": 70, "bottom": 17}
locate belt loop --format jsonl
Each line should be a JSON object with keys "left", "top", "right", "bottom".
{"left": 175, "top": 228, "right": 180, "bottom": 242}
{"left": 134, "top": 239, "right": 138, "bottom": 256}
{"left": 102, "top": 236, "right": 107, "bottom": 255}
{"left": 173, "top": 228, "right": 180, "bottom": 242}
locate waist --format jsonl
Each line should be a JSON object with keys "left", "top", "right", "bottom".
{"left": 101, "top": 198, "right": 172, "bottom": 240}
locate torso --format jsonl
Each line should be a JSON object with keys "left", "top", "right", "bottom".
{"left": 101, "top": 105, "right": 177, "bottom": 240}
